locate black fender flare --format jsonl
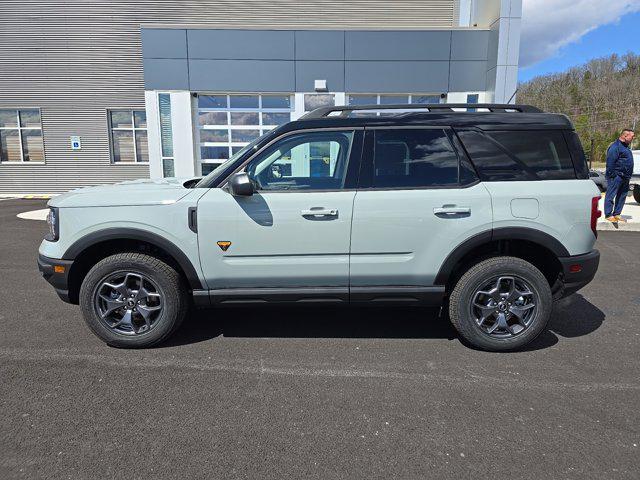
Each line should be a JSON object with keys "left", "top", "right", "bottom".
{"left": 63, "top": 228, "right": 203, "bottom": 290}
{"left": 434, "top": 227, "right": 569, "bottom": 286}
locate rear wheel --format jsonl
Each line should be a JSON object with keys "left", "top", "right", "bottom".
{"left": 633, "top": 184, "right": 640, "bottom": 204}
{"left": 79, "top": 252, "right": 187, "bottom": 348}
{"left": 449, "top": 256, "right": 552, "bottom": 351}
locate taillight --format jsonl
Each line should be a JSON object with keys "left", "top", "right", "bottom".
{"left": 591, "top": 196, "right": 601, "bottom": 237}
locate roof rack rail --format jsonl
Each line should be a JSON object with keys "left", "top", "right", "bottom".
{"left": 301, "top": 103, "right": 543, "bottom": 119}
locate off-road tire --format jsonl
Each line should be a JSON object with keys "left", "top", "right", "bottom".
{"left": 449, "top": 256, "right": 552, "bottom": 352}
{"left": 79, "top": 252, "right": 187, "bottom": 348}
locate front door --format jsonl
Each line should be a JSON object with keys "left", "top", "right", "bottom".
{"left": 197, "top": 128, "right": 363, "bottom": 291}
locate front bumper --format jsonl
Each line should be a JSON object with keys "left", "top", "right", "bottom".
{"left": 558, "top": 249, "right": 600, "bottom": 298}
{"left": 38, "top": 254, "right": 74, "bottom": 303}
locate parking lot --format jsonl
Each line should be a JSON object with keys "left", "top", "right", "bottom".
{"left": 1, "top": 198, "right": 639, "bottom": 479}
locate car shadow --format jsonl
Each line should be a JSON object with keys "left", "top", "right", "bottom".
{"left": 162, "top": 294, "right": 606, "bottom": 351}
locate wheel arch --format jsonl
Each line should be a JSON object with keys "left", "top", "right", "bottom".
{"left": 64, "top": 228, "right": 203, "bottom": 304}
{"left": 435, "top": 227, "right": 568, "bottom": 291}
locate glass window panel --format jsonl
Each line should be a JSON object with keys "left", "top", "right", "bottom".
{"left": 110, "top": 110, "right": 133, "bottom": 129}
{"left": 379, "top": 95, "right": 409, "bottom": 105}
{"left": 0, "top": 110, "right": 18, "bottom": 128}
{"left": 198, "top": 111, "right": 227, "bottom": 126}
{"left": 231, "top": 129, "right": 260, "bottom": 143}
{"left": 304, "top": 94, "right": 334, "bottom": 112}
{"left": 229, "top": 95, "right": 259, "bottom": 109}
{"left": 135, "top": 131, "right": 148, "bottom": 162}
{"left": 0, "top": 129, "right": 21, "bottom": 162}
{"left": 230, "top": 112, "right": 259, "bottom": 125}
{"left": 373, "top": 129, "right": 458, "bottom": 188}
{"left": 201, "top": 163, "right": 217, "bottom": 175}
{"left": 487, "top": 131, "right": 575, "bottom": 180}
{"left": 158, "top": 94, "right": 173, "bottom": 158}
{"left": 134, "top": 110, "right": 147, "bottom": 128}
{"left": 246, "top": 131, "right": 353, "bottom": 191}
{"left": 200, "top": 146, "right": 229, "bottom": 160}
{"left": 200, "top": 129, "right": 228, "bottom": 142}
{"left": 198, "top": 95, "right": 227, "bottom": 109}
{"left": 21, "top": 129, "right": 44, "bottom": 162}
{"left": 231, "top": 146, "right": 244, "bottom": 155}
{"left": 111, "top": 130, "right": 135, "bottom": 163}
{"left": 19, "top": 109, "right": 41, "bottom": 128}
{"left": 412, "top": 95, "right": 441, "bottom": 104}
{"left": 262, "top": 112, "right": 290, "bottom": 126}
{"left": 347, "top": 95, "right": 377, "bottom": 106}
{"left": 162, "top": 158, "right": 175, "bottom": 178}
{"left": 261, "top": 95, "right": 291, "bottom": 109}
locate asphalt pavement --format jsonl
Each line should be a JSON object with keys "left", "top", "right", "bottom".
{"left": 1, "top": 199, "right": 639, "bottom": 479}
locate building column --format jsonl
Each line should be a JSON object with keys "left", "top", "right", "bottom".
{"left": 145, "top": 90, "right": 197, "bottom": 179}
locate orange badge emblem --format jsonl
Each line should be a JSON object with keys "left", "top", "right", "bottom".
{"left": 217, "top": 241, "right": 232, "bottom": 251}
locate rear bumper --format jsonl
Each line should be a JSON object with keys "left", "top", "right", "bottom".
{"left": 558, "top": 249, "right": 600, "bottom": 298}
{"left": 38, "top": 254, "right": 74, "bottom": 303}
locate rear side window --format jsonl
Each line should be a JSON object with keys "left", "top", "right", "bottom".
{"left": 487, "top": 131, "right": 575, "bottom": 180}
{"left": 372, "top": 129, "right": 459, "bottom": 188}
{"left": 563, "top": 130, "right": 589, "bottom": 179}
{"left": 457, "top": 129, "right": 577, "bottom": 181}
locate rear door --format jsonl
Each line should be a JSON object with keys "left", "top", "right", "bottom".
{"left": 349, "top": 127, "right": 493, "bottom": 293}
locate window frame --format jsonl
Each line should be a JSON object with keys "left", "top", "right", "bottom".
{"left": 358, "top": 126, "right": 474, "bottom": 191}
{"left": 0, "top": 108, "right": 45, "bottom": 164}
{"left": 107, "top": 108, "right": 149, "bottom": 165}
{"left": 221, "top": 127, "right": 365, "bottom": 193}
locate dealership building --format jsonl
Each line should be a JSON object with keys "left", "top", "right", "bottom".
{"left": 0, "top": 0, "right": 522, "bottom": 194}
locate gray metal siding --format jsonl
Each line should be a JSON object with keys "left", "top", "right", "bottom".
{"left": 144, "top": 28, "right": 490, "bottom": 93}
{"left": 0, "top": 0, "right": 459, "bottom": 194}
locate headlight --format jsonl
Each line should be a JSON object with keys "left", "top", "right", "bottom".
{"left": 45, "top": 207, "right": 59, "bottom": 242}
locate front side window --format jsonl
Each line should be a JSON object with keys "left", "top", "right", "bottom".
{"left": 245, "top": 130, "right": 354, "bottom": 191}
{"left": 109, "top": 109, "right": 148, "bottom": 163}
{"left": 0, "top": 109, "right": 44, "bottom": 163}
{"left": 371, "top": 129, "right": 459, "bottom": 188}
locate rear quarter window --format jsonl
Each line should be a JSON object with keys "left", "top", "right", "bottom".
{"left": 457, "top": 129, "right": 577, "bottom": 181}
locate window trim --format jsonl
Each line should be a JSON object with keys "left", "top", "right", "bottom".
{"left": 0, "top": 107, "right": 45, "bottom": 164}
{"left": 221, "top": 126, "right": 365, "bottom": 193}
{"left": 358, "top": 126, "right": 471, "bottom": 191}
{"left": 107, "top": 108, "right": 149, "bottom": 165}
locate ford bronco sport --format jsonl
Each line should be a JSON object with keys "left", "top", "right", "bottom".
{"left": 38, "top": 103, "right": 601, "bottom": 351}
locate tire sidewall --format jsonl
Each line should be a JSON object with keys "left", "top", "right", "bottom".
{"left": 79, "top": 255, "right": 184, "bottom": 348}
{"left": 451, "top": 258, "right": 552, "bottom": 351}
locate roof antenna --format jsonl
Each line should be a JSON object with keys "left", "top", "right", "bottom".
{"left": 506, "top": 88, "right": 518, "bottom": 105}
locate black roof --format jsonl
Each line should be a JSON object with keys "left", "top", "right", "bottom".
{"left": 282, "top": 103, "right": 573, "bottom": 132}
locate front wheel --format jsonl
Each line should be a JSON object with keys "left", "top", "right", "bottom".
{"left": 448, "top": 256, "right": 552, "bottom": 352}
{"left": 79, "top": 252, "right": 187, "bottom": 348}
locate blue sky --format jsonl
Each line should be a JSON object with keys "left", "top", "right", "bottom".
{"left": 519, "top": 10, "right": 640, "bottom": 82}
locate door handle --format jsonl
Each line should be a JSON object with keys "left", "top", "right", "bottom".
{"left": 433, "top": 206, "right": 471, "bottom": 216}
{"left": 301, "top": 208, "right": 338, "bottom": 217}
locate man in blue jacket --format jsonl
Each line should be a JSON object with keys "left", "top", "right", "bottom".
{"left": 604, "top": 129, "right": 635, "bottom": 223}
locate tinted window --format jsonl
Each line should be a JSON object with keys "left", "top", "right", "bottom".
{"left": 245, "top": 131, "right": 354, "bottom": 191}
{"left": 456, "top": 130, "right": 531, "bottom": 181}
{"left": 563, "top": 130, "right": 589, "bottom": 179}
{"left": 372, "top": 129, "right": 459, "bottom": 188}
{"left": 487, "top": 131, "right": 576, "bottom": 180}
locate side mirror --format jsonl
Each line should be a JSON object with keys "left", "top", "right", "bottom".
{"left": 229, "top": 172, "right": 254, "bottom": 196}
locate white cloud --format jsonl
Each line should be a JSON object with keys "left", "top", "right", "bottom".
{"left": 520, "top": 0, "right": 640, "bottom": 68}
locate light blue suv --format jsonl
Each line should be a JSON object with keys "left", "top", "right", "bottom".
{"left": 38, "top": 104, "right": 601, "bottom": 351}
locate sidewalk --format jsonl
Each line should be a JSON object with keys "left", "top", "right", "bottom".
{"left": 597, "top": 195, "right": 640, "bottom": 231}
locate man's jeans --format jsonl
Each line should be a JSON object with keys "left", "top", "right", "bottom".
{"left": 604, "top": 175, "right": 630, "bottom": 217}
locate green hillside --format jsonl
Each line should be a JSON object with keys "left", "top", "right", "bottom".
{"left": 518, "top": 53, "right": 639, "bottom": 167}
